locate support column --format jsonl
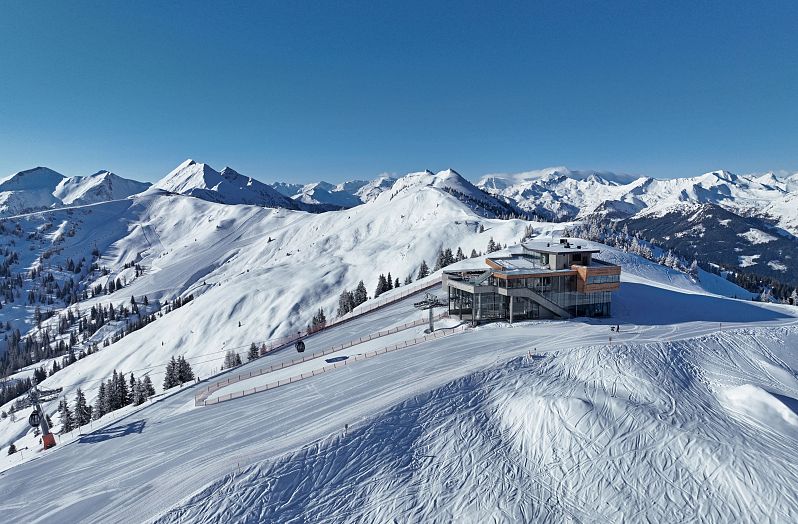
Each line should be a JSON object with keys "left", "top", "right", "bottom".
{"left": 471, "top": 292, "right": 476, "bottom": 327}
{"left": 509, "top": 296, "right": 514, "bottom": 324}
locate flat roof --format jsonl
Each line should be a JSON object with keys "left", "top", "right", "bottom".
{"left": 522, "top": 240, "right": 600, "bottom": 255}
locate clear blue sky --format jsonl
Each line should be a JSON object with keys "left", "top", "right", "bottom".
{"left": 1, "top": 1, "right": 796, "bottom": 183}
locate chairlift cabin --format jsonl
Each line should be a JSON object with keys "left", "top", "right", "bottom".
{"left": 295, "top": 339, "right": 306, "bottom": 353}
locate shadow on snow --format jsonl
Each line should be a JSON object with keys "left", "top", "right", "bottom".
{"left": 79, "top": 420, "right": 146, "bottom": 444}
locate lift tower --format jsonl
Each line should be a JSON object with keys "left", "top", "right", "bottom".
{"left": 413, "top": 292, "right": 445, "bottom": 333}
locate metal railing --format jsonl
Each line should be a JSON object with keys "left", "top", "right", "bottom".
{"left": 257, "top": 275, "right": 443, "bottom": 355}
{"left": 202, "top": 323, "right": 468, "bottom": 406}
{"left": 195, "top": 310, "right": 450, "bottom": 405}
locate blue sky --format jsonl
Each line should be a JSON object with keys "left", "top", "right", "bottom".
{"left": 1, "top": 1, "right": 796, "bottom": 183}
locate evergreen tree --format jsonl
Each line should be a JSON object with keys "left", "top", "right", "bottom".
{"left": 128, "top": 373, "right": 136, "bottom": 405}
{"left": 223, "top": 350, "right": 240, "bottom": 370}
{"left": 117, "top": 370, "right": 129, "bottom": 407}
{"left": 433, "top": 249, "right": 444, "bottom": 271}
{"left": 386, "top": 272, "right": 393, "bottom": 290}
{"left": 92, "top": 383, "right": 107, "bottom": 420}
{"left": 177, "top": 356, "right": 194, "bottom": 383}
{"left": 443, "top": 248, "right": 454, "bottom": 266}
{"left": 59, "top": 398, "right": 73, "bottom": 433}
{"left": 73, "top": 388, "right": 91, "bottom": 426}
{"left": 247, "top": 343, "right": 259, "bottom": 361}
{"left": 395, "top": 278, "right": 400, "bottom": 288}
{"left": 353, "top": 281, "right": 368, "bottom": 306}
{"left": 235, "top": 353, "right": 242, "bottom": 366}
{"left": 133, "top": 379, "right": 145, "bottom": 405}
{"left": 417, "top": 260, "right": 429, "bottom": 280}
{"left": 404, "top": 275, "right": 413, "bottom": 285}
{"left": 455, "top": 247, "right": 465, "bottom": 261}
{"left": 310, "top": 308, "right": 327, "bottom": 331}
{"left": 163, "top": 357, "right": 178, "bottom": 389}
{"left": 142, "top": 375, "right": 155, "bottom": 398}
{"left": 337, "top": 289, "right": 355, "bottom": 317}
{"left": 486, "top": 237, "right": 497, "bottom": 253}
{"left": 374, "top": 274, "right": 388, "bottom": 298}
{"left": 470, "top": 249, "right": 479, "bottom": 258}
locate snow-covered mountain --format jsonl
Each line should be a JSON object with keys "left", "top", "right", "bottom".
{"left": 271, "top": 180, "right": 364, "bottom": 209}
{"left": 151, "top": 159, "right": 301, "bottom": 210}
{"left": 271, "top": 175, "right": 397, "bottom": 209}
{"left": 0, "top": 167, "right": 149, "bottom": 216}
{"left": 53, "top": 171, "right": 150, "bottom": 206}
{"left": 478, "top": 167, "right": 798, "bottom": 234}
{"left": 387, "top": 169, "right": 523, "bottom": 218}
{"left": 0, "top": 162, "right": 796, "bottom": 522}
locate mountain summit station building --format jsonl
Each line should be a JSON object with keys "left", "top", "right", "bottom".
{"left": 443, "top": 239, "right": 621, "bottom": 324}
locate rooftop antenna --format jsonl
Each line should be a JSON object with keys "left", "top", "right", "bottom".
{"left": 413, "top": 292, "right": 445, "bottom": 333}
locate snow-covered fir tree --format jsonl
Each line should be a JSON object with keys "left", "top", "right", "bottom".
{"left": 247, "top": 343, "right": 259, "bottom": 361}
{"left": 417, "top": 260, "right": 429, "bottom": 280}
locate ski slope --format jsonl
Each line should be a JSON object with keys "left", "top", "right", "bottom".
{"left": 0, "top": 266, "right": 796, "bottom": 522}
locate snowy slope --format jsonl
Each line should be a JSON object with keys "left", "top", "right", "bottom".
{"left": 1, "top": 279, "right": 796, "bottom": 522}
{"left": 387, "top": 169, "right": 523, "bottom": 218}
{"left": 0, "top": 167, "right": 69, "bottom": 215}
{"left": 53, "top": 171, "right": 150, "bottom": 205}
{"left": 0, "top": 167, "right": 148, "bottom": 216}
{"left": 151, "top": 160, "right": 300, "bottom": 209}
{"left": 0, "top": 179, "right": 533, "bottom": 430}
{"left": 271, "top": 175, "right": 396, "bottom": 208}
{"left": 478, "top": 167, "right": 798, "bottom": 234}
{"left": 1, "top": 164, "right": 796, "bottom": 522}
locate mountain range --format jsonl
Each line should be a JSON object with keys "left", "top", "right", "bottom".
{"left": 2, "top": 161, "right": 797, "bottom": 284}
{"left": 0, "top": 158, "right": 796, "bottom": 522}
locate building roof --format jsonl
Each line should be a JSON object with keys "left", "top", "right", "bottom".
{"left": 521, "top": 239, "right": 600, "bottom": 255}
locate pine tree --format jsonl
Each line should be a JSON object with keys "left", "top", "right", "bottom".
{"left": 247, "top": 343, "right": 259, "bottom": 361}
{"left": 59, "top": 398, "right": 73, "bottom": 433}
{"left": 374, "top": 274, "right": 388, "bottom": 298}
{"left": 133, "top": 379, "right": 145, "bottom": 405}
{"left": 163, "top": 357, "right": 178, "bottom": 389}
{"left": 93, "top": 383, "right": 107, "bottom": 420}
{"left": 417, "top": 260, "right": 429, "bottom": 280}
{"left": 235, "top": 353, "right": 242, "bottom": 366}
{"left": 337, "top": 289, "right": 355, "bottom": 317}
{"left": 223, "top": 350, "right": 239, "bottom": 370}
{"left": 128, "top": 373, "right": 136, "bottom": 405}
{"left": 470, "top": 249, "right": 479, "bottom": 258}
{"left": 117, "top": 370, "right": 129, "bottom": 407}
{"left": 142, "top": 375, "right": 155, "bottom": 398}
{"left": 404, "top": 275, "right": 413, "bottom": 285}
{"left": 73, "top": 388, "right": 90, "bottom": 426}
{"left": 386, "top": 272, "right": 393, "bottom": 290}
{"left": 487, "top": 237, "right": 497, "bottom": 253}
{"left": 353, "top": 281, "right": 368, "bottom": 306}
{"left": 433, "top": 249, "right": 444, "bottom": 271}
{"left": 310, "top": 308, "right": 327, "bottom": 331}
{"left": 177, "top": 356, "right": 194, "bottom": 383}
{"left": 455, "top": 247, "right": 465, "bottom": 261}
{"left": 394, "top": 278, "right": 400, "bottom": 288}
